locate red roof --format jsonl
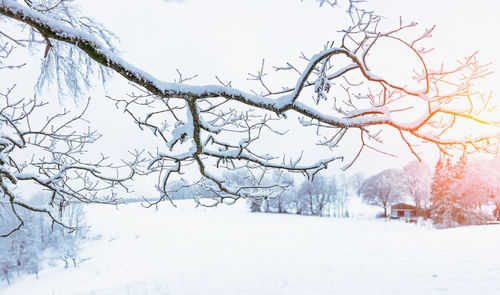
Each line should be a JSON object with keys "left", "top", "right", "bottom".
{"left": 391, "top": 203, "right": 416, "bottom": 210}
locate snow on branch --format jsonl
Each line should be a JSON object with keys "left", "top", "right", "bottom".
{"left": 0, "top": 87, "right": 142, "bottom": 236}
{"left": 0, "top": 0, "right": 499, "bottom": 225}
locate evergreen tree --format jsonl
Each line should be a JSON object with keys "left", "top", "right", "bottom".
{"left": 430, "top": 156, "right": 454, "bottom": 227}
{"left": 430, "top": 156, "right": 444, "bottom": 201}
{"left": 430, "top": 155, "right": 485, "bottom": 228}
{"left": 450, "top": 156, "right": 469, "bottom": 224}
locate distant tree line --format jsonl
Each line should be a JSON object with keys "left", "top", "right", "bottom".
{"left": 358, "top": 157, "right": 500, "bottom": 228}
{"left": 253, "top": 173, "right": 358, "bottom": 217}
{"left": 167, "top": 171, "right": 361, "bottom": 218}
{"left": 167, "top": 155, "right": 499, "bottom": 229}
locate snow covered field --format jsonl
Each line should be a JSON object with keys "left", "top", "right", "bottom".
{"left": 1, "top": 200, "right": 500, "bottom": 295}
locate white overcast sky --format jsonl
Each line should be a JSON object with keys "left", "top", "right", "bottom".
{"left": 66, "top": 0, "right": 500, "bottom": 183}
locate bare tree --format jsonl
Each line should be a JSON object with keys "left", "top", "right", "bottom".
{"left": 334, "top": 174, "right": 351, "bottom": 217}
{"left": 400, "top": 161, "right": 431, "bottom": 215}
{"left": 462, "top": 157, "right": 500, "bottom": 209}
{"left": 264, "top": 170, "right": 295, "bottom": 213}
{"left": 349, "top": 173, "right": 364, "bottom": 198}
{"left": 359, "top": 169, "right": 404, "bottom": 217}
{"left": 297, "top": 175, "right": 337, "bottom": 216}
{"left": 0, "top": 0, "right": 498, "bottom": 233}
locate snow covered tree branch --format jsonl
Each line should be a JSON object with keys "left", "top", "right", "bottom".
{"left": 0, "top": 0, "right": 499, "bottom": 232}
{"left": 0, "top": 78, "right": 141, "bottom": 237}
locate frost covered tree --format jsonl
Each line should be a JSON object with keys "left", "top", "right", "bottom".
{"left": 290, "top": 186, "right": 308, "bottom": 215}
{"left": 429, "top": 156, "right": 489, "bottom": 228}
{"left": 0, "top": 0, "right": 499, "bottom": 233}
{"left": 430, "top": 157, "right": 455, "bottom": 227}
{"left": 331, "top": 174, "right": 349, "bottom": 217}
{"left": 479, "top": 158, "right": 500, "bottom": 215}
{"left": 349, "top": 173, "right": 364, "bottom": 198}
{"left": 459, "top": 157, "right": 500, "bottom": 222}
{"left": 297, "top": 174, "right": 337, "bottom": 216}
{"left": 359, "top": 169, "right": 403, "bottom": 217}
{"left": 263, "top": 170, "right": 295, "bottom": 213}
{"left": 448, "top": 156, "right": 473, "bottom": 224}
{"left": 400, "top": 161, "right": 431, "bottom": 216}
{"left": 459, "top": 157, "right": 500, "bottom": 210}
{"left": 0, "top": 201, "right": 43, "bottom": 283}
{"left": 0, "top": 194, "right": 88, "bottom": 283}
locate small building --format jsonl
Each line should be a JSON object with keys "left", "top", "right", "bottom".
{"left": 391, "top": 203, "right": 417, "bottom": 219}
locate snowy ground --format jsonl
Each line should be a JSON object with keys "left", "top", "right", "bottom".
{"left": 1, "top": 200, "right": 500, "bottom": 295}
